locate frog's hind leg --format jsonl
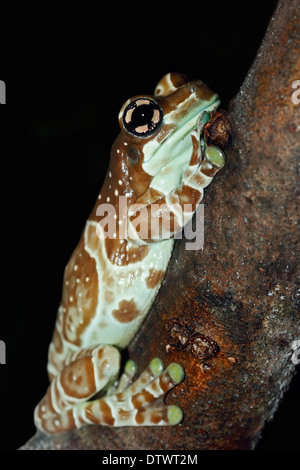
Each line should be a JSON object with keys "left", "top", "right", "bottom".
{"left": 73, "top": 358, "right": 185, "bottom": 428}
{"left": 34, "top": 344, "right": 121, "bottom": 434}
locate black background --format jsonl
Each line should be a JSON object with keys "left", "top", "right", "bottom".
{"left": 0, "top": 1, "right": 299, "bottom": 450}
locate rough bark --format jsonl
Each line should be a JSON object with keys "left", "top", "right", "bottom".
{"left": 22, "top": 0, "right": 299, "bottom": 450}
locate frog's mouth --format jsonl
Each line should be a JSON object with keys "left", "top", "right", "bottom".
{"left": 142, "top": 95, "right": 220, "bottom": 195}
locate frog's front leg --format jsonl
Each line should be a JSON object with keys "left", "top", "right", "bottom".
{"left": 34, "top": 344, "right": 184, "bottom": 434}
{"left": 130, "top": 113, "right": 226, "bottom": 241}
{"left": 175, "top": 112, "right": 226, "bottom": 226}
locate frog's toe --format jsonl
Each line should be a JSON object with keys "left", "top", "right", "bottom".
{"left": 115, "top": 359, "right": 185, "bottom": 426}
{"left": 111, "top": 359, "right": 138, "bottom": 394}
{"left": 205, "top": 145, "right": 226, "bottom": 169}
{"left": 167, "top": 362, "right": 185, "bottom": 384}
{"left": 124, "top": 358, "right": 138, "bottom": 377}
{"left": 129, "top": 404, "right": 183, "bottom": 426}
{"left": 167, "top": 405, "right": 184, "bottom": 425}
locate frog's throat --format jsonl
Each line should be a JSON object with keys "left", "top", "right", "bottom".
{"left": 142, "top": 95, "right": 220, "bottom": 195}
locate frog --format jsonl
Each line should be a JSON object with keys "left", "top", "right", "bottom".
{"left": 34, "top": 73, "right": 226, "bottom": 434}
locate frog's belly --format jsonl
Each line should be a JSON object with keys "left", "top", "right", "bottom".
{"left": 83, "top": 240, "right": 174, "bottom": 349}
{"left": 58, "top": 219, "right": 174, "bottom": 357}
{"left": 48, "top": 223, "right": 174, "bottom": 377}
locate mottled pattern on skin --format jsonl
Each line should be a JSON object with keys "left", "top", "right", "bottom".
{"left": 34, "top": 73, "right": 225, "bottom": 434}
{"left": 62, "top": 239, "right": 99, "bottom": 347}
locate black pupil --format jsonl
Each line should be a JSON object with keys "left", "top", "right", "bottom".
{"left": 123, "top": 99, "right": 163, "bottom": 137}
{"left": 131, "top": 104, "right": 154, "bottom": 127}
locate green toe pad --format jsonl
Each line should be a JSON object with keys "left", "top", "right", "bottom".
{"left": 205, "top": 145, "right": 226, "bottom": 168}
{"left": 168, "top": 362, "right": 185, "bottom": 384}
{"left": 167, "top": 405, "right": 183, "bottom": 425}
{"left": 149, "top": 358, "right": 164, "bottom": 376}
{"left": 124, "top": 359, "right": 138, "bottom": 376}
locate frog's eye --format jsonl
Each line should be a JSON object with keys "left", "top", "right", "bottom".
{"left": 122, "top": 98, "right": 163, "bottom": 138}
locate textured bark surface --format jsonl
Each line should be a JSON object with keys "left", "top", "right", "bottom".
{"left": 22, "top": 0, "right": 299, "bottom": 450}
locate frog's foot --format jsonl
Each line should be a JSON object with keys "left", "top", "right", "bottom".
{"left": 74, "top": 358, "right": 185, "bottom": 428}
{"left": 35, "top": 350, "right": 184, "bottom": 434}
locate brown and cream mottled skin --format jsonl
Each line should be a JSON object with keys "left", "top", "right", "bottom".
{"left": 34, "top": 73, "right": 226, "bottom": 434}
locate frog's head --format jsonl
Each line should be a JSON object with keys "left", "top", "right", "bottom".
{"left": 107, "top": 73, "right": 221, "bottom": 203}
